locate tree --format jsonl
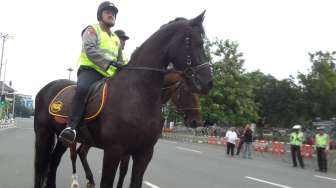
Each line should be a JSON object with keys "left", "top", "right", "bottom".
{"left": 201, "top": 39, "right": 258, "bottom": 126}
{"left": 246, "top": 71, "right": 307, "bottom": 128}
{"left": 298, "top": 51, "right": 336, "bottom": 120}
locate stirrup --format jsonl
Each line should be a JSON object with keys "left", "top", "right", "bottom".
{"left": 59, "top": 127, "right": 77, "bottom": 146}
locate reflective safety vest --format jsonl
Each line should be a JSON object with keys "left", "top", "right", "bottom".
{"left": 123, "top": 54, "right": 129, "bottom": 65}
{"left": 315, "top": 134, "right": 329, "bottom": 148}
{"left": 290, "top": 132, "right": 303, "bottom": 146}
{"left": 80, "top": 24, "right": 120, "bottom": 77}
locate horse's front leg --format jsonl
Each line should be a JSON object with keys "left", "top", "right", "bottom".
{"left": 69, "top": 143, "right": 80, "bottom": 188}
{"left": 129, "top": 147, "right": 154, "bottom": 188}
{"left": 77, "top": 144, "right": 95, "bottom": 188}
{"left": 100, "top": 148, "right": 121, "bottom": 188}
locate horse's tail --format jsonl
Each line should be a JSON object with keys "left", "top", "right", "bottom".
{"left": 33, "top": 79, "right": 75, "bottom": 188}
{"left": 33, "top": 85, "right": 56, "bottom": 188}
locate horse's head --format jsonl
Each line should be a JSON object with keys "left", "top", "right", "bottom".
{"left": 171, "top": 82, "right": 203, "bottom": 128}
{"left": 161, "top": 11, "right": 213, "bottom": 95}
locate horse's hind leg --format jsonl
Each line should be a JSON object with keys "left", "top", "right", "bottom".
{"left": 100, "top": 148, "right": 121, "bottom": 188}
{"left": 77, "top": 144, "right": 95, "bottom": 187}
{"left": 34, "top": 122, "right": 55, "bottom": 188}
{"left": 116, "top": 155, "right": 131, "bottom": 188}
{"left": 129, "top": 147, "right": 154, "bottom": 188}
{"left": 45, "top": 141, "right": 67, "bottom": 188}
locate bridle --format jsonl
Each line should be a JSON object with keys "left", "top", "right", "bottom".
{"left": 121, "top": 35, "right": 210, "bottom": 79}
{"left": 174, "top": 81, "right": 201, "bottom": 113}
{"left": 161, "top": 79, "right": 200, "bottom": 118}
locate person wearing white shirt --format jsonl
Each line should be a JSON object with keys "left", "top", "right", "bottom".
{"left": 226, "top": 127, "right": 238, "bottom": 156}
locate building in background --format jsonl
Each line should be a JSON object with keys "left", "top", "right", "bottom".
{"left": 16, "top": 94, "right": 33, "bottom": 110}
{"left": 0, "top": 81, "right": 15, "bottom": 94}
{"left": 0, "top": 81, "right": 34, "bottom": 119}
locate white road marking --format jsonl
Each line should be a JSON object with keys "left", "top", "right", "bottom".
{"left": 15, "top": 127, "right": 33, "bottom": 130}
{"left": 245, "top": 176, "right": 292, "bottom": 188}
{"left": 162, "top": 140, "right": 177, "bottom": 144}
{"left": 176, "top": 146, "right": 202, "bottom": 154}
{"left": 144, "top": 181, "right": 160, "bottom": 188}
{"left": 314, "top": 175, "right": 336, "bottom": 181}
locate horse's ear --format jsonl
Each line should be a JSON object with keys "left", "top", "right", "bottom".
{"left": 189, "top": 10, "right": 206, "bottom": 27}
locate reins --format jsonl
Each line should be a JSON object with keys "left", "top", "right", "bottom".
{"left": 121, "top": 62, "right": 210, "bottom": 76}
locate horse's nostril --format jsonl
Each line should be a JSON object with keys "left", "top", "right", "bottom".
{"left": 208, "top": 81, "right": 213, "bottom": 89}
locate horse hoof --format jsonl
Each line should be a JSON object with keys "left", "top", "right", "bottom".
{"left": 71, "top": 180, "right": 80, "bottom": 188}
{"left": 87, "top": 183, "right": 95, "bottom": 188}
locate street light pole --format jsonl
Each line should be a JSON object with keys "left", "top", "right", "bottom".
{"left": 0, "top": 33, "right": 13, "bottom": 95}
{"left": 1, "top": 59, "right": 7, "bottom": 95}
{"left": 12, "top": 93, "right": 15, "bottom": 119}
{"left": 67, "top": 67, "right": 74, "bottom": 80}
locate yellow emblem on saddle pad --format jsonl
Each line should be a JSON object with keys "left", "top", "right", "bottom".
{"left": 50, "top": 101, "right": 63, "bottom": 113}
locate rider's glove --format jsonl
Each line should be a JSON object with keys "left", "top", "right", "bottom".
{"left": 110, "top": 61, "right": 123, "bottom": 69}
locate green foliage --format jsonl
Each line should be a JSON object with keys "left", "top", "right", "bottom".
{"left": 247, "top": 71, "right": 308, "bottom": 127}
{"left": 163, "top": 35, "right": 336, "bottom": 129}
{"left": 298, "top": 51, "right": 336, "bottom": 120}
{"left": 201, "top": 39, "right": 258, "bottom": 126}
{"left": 199, "top": 38, "right": 336, "bottom": 128}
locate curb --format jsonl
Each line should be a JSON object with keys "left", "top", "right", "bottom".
{"left": 0, "top": 123, "right": 15, "bottom": 129}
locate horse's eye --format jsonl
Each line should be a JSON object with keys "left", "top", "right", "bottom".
{"left": 195, "top": 42, "right": 203, "bottom": 48}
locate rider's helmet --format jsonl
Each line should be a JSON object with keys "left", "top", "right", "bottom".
{"left": 97, "top": 1, "right": 118, "bottom": 21}
{"left": 115, "top": 29, "right": 129, "bottom": 40}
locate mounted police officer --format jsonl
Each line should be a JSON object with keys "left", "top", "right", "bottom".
{"left": 115, "top": 29, "right": 129, "bottom": 50}
{"left": 115, "top": 29, "right": 130, "bottom": 63}
{"left": 59, "top": 1, "right": 125, "bottom": 146}
{"left": 290, "top": 125, "right": 304, "bottom": 168}
{"left": 315, "top": 126, "right": 329, "bottom": 172}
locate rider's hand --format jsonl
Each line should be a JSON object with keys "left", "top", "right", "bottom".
{"left": 110, "top": 61, "right": 123, "bottom": 69}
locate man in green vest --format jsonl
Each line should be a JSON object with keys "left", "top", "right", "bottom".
{"left": 115, "top": 29, "right": 130, "bottom": 63}
{"left": 290, "top": 125, "right": 304, "bottom": 168}
{"left": 315, "top": 126, "right": 329, "bottom": 172}
{"left": 59, "top": 1, "right": 125, "bottom": 146}
{"left": 115, "top": 29, "right": 129, "bottom": 50}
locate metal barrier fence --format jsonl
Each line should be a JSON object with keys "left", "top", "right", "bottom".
{"left": 161, "top": 132, "right": 336, "bottom": 173}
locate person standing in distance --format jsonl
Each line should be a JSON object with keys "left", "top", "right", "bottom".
{"left": 315, "top": 126, "right": 329, "bottom": 172}
{"left": 290, "top": 125, "right": 305, "bottom": 168}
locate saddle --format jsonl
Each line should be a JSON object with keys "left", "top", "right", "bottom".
{"left": 48, "top": 80, "right": 108, "bottom": 124}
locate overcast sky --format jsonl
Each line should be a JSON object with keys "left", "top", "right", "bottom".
{"left": 1, "top": 0, "right": 336, "bottom": 98}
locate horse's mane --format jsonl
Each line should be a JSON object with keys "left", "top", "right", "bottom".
{"left": 128, "top": 17, "right": 205, "bottom": 64}
{"left": 160, "top": 17, "right": 205, "bottom": 35}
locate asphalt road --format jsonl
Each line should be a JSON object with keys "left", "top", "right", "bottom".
{"left": 0, "top": 118, "right": 335, "bottom": 188}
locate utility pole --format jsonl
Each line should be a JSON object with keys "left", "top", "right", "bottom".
{"left": 12, "top": 92, "right": 15, "bottom": 120}
{"left": 1, "top": 59, "right": 7, "bottom": 95}
{"left": 0, "top": 33, "right": 13, "bottom": 95}
{"left": 67, "top": 67, "right": 74, "bottom": 80}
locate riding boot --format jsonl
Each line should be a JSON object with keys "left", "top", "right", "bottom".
{"left": 59, "top": 66, "right": 104, "bottom": 147}
{"left": 59, "top": 92, "right": 87, "bottom": 146}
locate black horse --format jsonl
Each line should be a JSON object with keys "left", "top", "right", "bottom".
{"left": 34, "top": 12, "right": 212, "bottom": 188}
{"left": 69, "top": 72, "right": 203, "bottom": 188}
